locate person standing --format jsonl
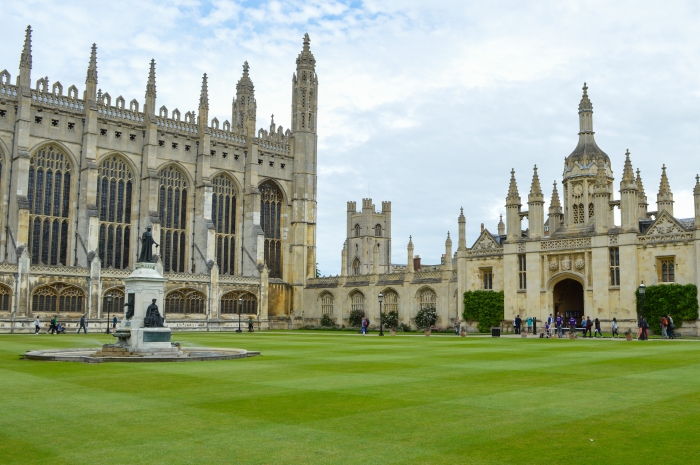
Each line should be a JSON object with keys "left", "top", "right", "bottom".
{"left": 34, "top": 316, "right": 41, "bottom": 335}
{"left": 660, "top": 315, "right": 668, "bottom": 339}
{"left": 568, "top": 315, "right": 576, "bottom": 336}
{"left": 556, "top": 314, "right": 563, "bottom": 338}
{"left": 584, "top": 317, "right": 593, "bottom": 338}
{"left": 455, "top": 319, "right": 461, "bottom": 336}
{"left": 611, "top": 318, "right": 619, "bottom": 338}
{"left": 248, "top": 317, "right": 254, "bottom": 332}
{"left": 514, "top": 315, "right": 522, "bottom": 335}
{"left": 361, "top": 318, "right": 367, "bottom": 335}
{"left": 526, "top": 316, "right": 533, "bottom": 334}
{"left": 78, "top": 315, "right": 88, "bottom": 334}
{"left": 594, "top": 318, "right": 603, "bottom": 338}
{"left": 667, "top": 314, "right": 676, "bottom": 339}
{"left": 112, "top": 315, "right": 118, "bottom": 331}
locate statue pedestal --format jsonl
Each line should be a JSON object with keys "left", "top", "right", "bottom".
{"left": 114, "top": 262, "right": 176, "bottom": 353}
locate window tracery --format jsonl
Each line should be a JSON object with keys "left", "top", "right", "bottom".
{"left": 28, "top": 146, "right": 71, "bottom": 265}
{"left": 220, "top": 291, "right": 257, "bottom": 314}
{"left": 164, "top": 288, "right": 205, "bottom": 314}
{"left": 352, "top": 257, "right": 361, "bottom": 276}
{"left": 350, "top": 291, "right": 364, "bottom": 313}
{"left": 321, "top": 292, "right": 334, "bottom": 315}
{"left": 97, "top": 156, "right": 132, "bottom": 269}
{"left": 32, "top": 283, "right": 84, "bottom": 314}
{"left": 102, "top": 288, "right": 125, "bottom": 316}
{"left": 419, "top": 288, "right": 437, "bottom": 311}
{"left": 158, "top": 166, "right": 187, "bottom": 272}
{"left": 212, "top": 174, "right": 237, "bottom": 275}
{"left": 0, "top": 284, "right": 11, "bottom": 312}
{"left": 260, "top": 181, "right": 282, "bottom": 278}
{"left": 375, "top": 224, "right": 382, "bottom": 237}
{"left": 383, "top": 289, "right": 398, "bottom": 314}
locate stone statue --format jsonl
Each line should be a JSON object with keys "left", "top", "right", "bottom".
{"left": 124, "top": 294, "right": 135, "bottom": 320}
{"left": 137, "top": 226, "right": 159, "bottom": 263}
{"left": 144, "top": 299, "right": 164, "bottom": 328}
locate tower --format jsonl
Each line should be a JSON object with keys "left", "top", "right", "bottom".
{"left": 505, "top": 169, "right": 522, "bottom": 241}
{"left": 527, "top": 165, "right": 544, "bottom": 238}
{"left": 619, "top": 149, "right": 639, "bottom": 231}
{"left": 345, "top": 199, "right": 391, "bottom": 275}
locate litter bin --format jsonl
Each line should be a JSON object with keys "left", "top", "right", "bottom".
{"left": 491, "top": 328, "right": 500, "bottom": 337}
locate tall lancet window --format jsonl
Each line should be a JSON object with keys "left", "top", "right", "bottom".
{"left": 158, "top": 166, "right": 187, "bottom": 272}
{"left": 97, "top": 156, "right": 132, "bottom": 269}
{"left": 260, "top": 180, "right": 282, "bottom": 278}
{"left": 28, "top": 146, "right": 72, "bottom": 265}
{"left": 211, "top": 174, "right": 237, "bottom": 275}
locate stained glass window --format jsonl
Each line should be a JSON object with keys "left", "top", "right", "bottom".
{"left": 220, "top": 291, "right": 257, "bottom": 314}
{"left": 97, "top": 156, "right": 132, "bottom": 269}
{"left": 165, "top": 288, "right": 206, "bottom": 314}
{"left": 102, "top": 288, "right": 125, "bottom": 317}
{"left": 31, "top": 283, "right": 84, "bottom": 314}
{"left": 212, "top": 174, "right": 237, "bottom": 275}
{"left": 260, "top": 181, "right": 282, "bottom": 278}
{"left": 0, "top": 284, "right": 11, "bottom": 312}
{"left": 158, "top": 166, "right": 188, "bottom": 272}
{"left": 28, "top": 146, "right": 72, "bottom": 265}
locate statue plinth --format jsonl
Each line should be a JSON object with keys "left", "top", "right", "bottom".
{"left": 115, "top": 262, "right": 175, "bottom": 353}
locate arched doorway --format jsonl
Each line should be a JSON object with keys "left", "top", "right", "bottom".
{"left": 553, "top": 279, "right": 584, "bottom": 324}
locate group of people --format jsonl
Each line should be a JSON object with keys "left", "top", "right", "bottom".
{"left": 361, "top": 317, "right": 371, "bottom": 334}
{"left": 512, "top": 315, "right": 538, "bottom": 334}
{"left": 545, "top": 313, "right": 613, "bottom": 338}
{"left": 33, "top": 315, "right": 92, "bottom": 334}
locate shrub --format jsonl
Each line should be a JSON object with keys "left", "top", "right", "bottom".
{"left": 320, "top": 314, "right": 335, "bottom": 328}
{"left": 415, "top": 305, "right": 438, "bottom": 330}
{"left": 463, "top": 290, "right": 505, "bottom": 333}
{"left": 636, "top": 283, "right": 699, "bottom": 334}
{"left": 348, "top": 309, "right": 365, "bottom": 328}
{"left": 381, "top": 310, "right": 399, "bottom": 330}
{"left": 399, "top": 322, "right": 413, "bottom": 332}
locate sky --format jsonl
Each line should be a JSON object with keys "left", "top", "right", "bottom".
{"left": 2, "top": 1, "right": 700, "bottom": 276}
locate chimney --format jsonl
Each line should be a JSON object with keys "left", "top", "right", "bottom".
{"left": 413, "top": 255, "right": 421, "bottom": 271}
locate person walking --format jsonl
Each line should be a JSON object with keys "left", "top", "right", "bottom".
{"left": 248, "top": 317, "right": 254, "bottom": 332}
{"left": 556, "top": 314, "right": 563, "bottom": 338}
{"left": 526, "top": 316, "right": 533, "bottom": 334}
{"left": 112, "top": 315, "right": 118, "bottom": 331}
{"left": 547, "top": 314, "right": 553, "bottom": 327}
{"left": 48, "top": 315, "right": 58, "bottom": 334}
{"left": 568, "top": 315, "right": 576, "bottom": 336}
{"left": 361, "top": 318, "right": 367, "bottom": 335}
{"left": 34, "top": 316, "right": 41, "bottom": 335}
{"left": 78, "top": 315, "right": 88, "bottom": 334}
{"left": 660, "top": 315, "right": 668, "bottom": 339}
{"left": 594, "top": 318, "right": 603, "bottom": 338}
{"left": 639, "top": 316, "right": 649, "bottom": 340}
{"left": 455, "top": 319, "right": 461, "bottom": 336}
{"left": 667, "top": 314, "right": 676, "bottom": 339}
{"left": 584, "top": 317, "right": 593, "bottom": 338}
{"left": 611, "top": 317, "right": 619, "bottom": 338}
{"left": 514, "top": 315, "right": 522, "bottom": 335}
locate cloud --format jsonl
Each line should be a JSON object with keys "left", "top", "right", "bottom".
{"left": 1, "top": 1, "right": 699, "bottom": 276}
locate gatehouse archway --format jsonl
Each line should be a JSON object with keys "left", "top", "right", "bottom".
{"left": 553, "top": 278, "right": 584, "bottom": 325}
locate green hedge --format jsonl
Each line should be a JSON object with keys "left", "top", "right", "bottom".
{"left": 463, "top": 290, "right": 504, "bottom": 333}
{"left": 636, "top": 284, "right": 699, "bottom": 334}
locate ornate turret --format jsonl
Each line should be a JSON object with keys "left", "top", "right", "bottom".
{"left": 566, "top": 83, "right": 610, "bottom": 167}
{"left": 528, "top": 165, "right": 544, "bottom": 238}
{"left": 548, "top": 182, "right": 563, "bottom": 232}
{"left": 444, "top": 232, "right": 453, "bottom": 271}
{"left": 505, "top": 169, "right": 522, "bottom": 241}
{"left": 457, "top": 207, "right": 467, "bottom": 251}
{"left": 145, "top": 59, "right": 156, "bottom": 116}
{"left": 694, "top": 175, "right": 700, "bottom": 229}
{"left": 407, "top": 236, "right": 414, "bottom": 273}
{"left": 85, "top": 43, "right": 97, "bottom": 100}
{"left": 657, "top": 165, "right": 674, "bottom": 216}
{"left": 292, "top": 33, "right": 318, "bottom": 133}
{"left": 593, "top": 160, "right": 611, "bottom": 232}
{"left": 636, "top": 169, "right": 648, "bottom": 220}
{"left": 198, "top": 73, "right": 209, "bottom": 126}
{"left": 620, "top": 149, "right": 639, "bottom": 231}
{"left": 498, "top": 214, "right": 505, "bottom": 236}
{"left": 233, "top": 61, "right": 256, "bottom": 136}
{"left": 19, "top": 25, "right": 32, "bottom": 88}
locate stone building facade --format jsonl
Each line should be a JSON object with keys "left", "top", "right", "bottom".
{"left": 0, "top": 26, "right": 318, "bottom": 332}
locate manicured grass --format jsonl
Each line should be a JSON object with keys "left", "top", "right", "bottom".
{"left": 1, "top": 332, "right": 699, "bottom": 464}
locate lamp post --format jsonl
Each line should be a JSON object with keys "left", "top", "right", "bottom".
{"left": 236, "top": 296, "right": 243, "bottom": 333}
{"left": 638, "top": 281, "right": 646, "bottom": 340}
{"left": 378, "top": 293, "right": 384, "bottom": 337}
{"left": 105, "top": 294, "right": 112, "bottom": 334}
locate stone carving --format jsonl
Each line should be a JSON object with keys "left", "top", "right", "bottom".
{"left": 144, "top": 299, "right": 164, "bottom": 327}
{"left": 540, "top": 237, "right": 591, "bottom": 251}
{"left": 609, "top": 235, "right": 618, "bottom": 245}
{"left": 561, "top": 256, "right": 571, "bottom": 271}
{"left": 574, "top": 258, "right": 585, "bottom": 270}
{"left": 639, "top": 213, "right": 693, "bottom": 244}
{"left": 549, "top": 260, "right": 558, "bottom": 271}
{"left": 138, "top": 226, "right": 159, "bottom": 263}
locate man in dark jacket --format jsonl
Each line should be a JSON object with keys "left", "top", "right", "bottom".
{"left": 78, "top": 315, "right": 87, "bottom": 334}
{"left": 584, "top": 317, "right": 593, "bottom": 338}
{"left": 514, "top": 315, "right": 522, "bottom": 335}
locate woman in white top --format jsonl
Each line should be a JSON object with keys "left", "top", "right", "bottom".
{"left": 611, "top": 318, "right": 619, "bottom": 338}
{"left": 34, "top": 317, "right": 40, "bottom": 334}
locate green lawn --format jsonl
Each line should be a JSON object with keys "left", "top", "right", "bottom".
{"left": 1, "top": 332, "right": 699, "bottom": 464}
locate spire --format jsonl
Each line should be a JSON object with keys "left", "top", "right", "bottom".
{"left": 528, "top": 165, "right": 543, "bottom": 202}
{"left": 146, "top": 59, "right": 156, "bottom": 97}
{"left": 695, "top": 174, "right": 700, "bottom": 197}
{"left": 497, "top": 215, "right": 505, "bottom": 236}
{"left": 636, "top": 169, "right": 646, "bottom": 199}
{"left": 595, "top": 162, "right": 608, "bottom": 188}
{"left": 296, "top": 33, "right": 316, "bottom": 71}
{"left": 408, "top": 235, "right": 413, "bottom": 248}
{"left": 550, "top": 181, "right": 561, "bottom": 208}
{"left": 407, "top": 236, "right": 415, "bottom": 272}
{"left": 86, "top": 43, "right": 97, "bottom": 84}
{"left": 18, "top": 25, "right": 32, "bottom": 87}
{"left": 657, "top": 165, "right": 674, "bottom": 215}
{"left": 457, "top": 207, "right": 467, "bottom": 251}
{"left": 233, "top": 61, "right": 255, "bottom": 135}
{"left": 199, "top": 73, "right": 208, "bottom": 110}
{"left": 506, "top": 169, "right": 521, "bottom": 205}
{"left": 445, "top": 231, "right": 452, "bottom": 246}
{"left": 578, "top": 82, "right": 592, "bottom": 115}
{"left": 658, "top": 164, "right": 672, "bottom": 197}
{"left": 566, "top": 82, "right": 609, "bottom": 170}
{"left": 621, "top": 149, "right": 635, "bottom": 184}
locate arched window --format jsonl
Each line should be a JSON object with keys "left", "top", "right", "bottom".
{"left": 102, "top": 288, "right": 125, "bottom": 316}
{"left": 31, "top": 283, "right": 84, "bottom": 314}
{"left": 383, "top": 289, "right": 398, "bottom": 314}
{"left": 212, "top": 174, "right": 237, "bottom": 275}
{"left": 260, "top": 181, "right": 282, "bottom": 278}
{"left": 375, "top": 224, "right": 382, "bottom": 237}
{"left": 588, "top": 202, "right": 594, "bottom": 219}
{"left": 321, "top": 292, "right": 334, "bottom": 315}
{"left": 97, "top": 156, "right": 133, "bottom": 269}
{"left": 28, "top": 146, "right": 72, "bottom": 265}
{"left": 220, "top": 291, "right": 257, "bottom": 314}
{"left": 354, "top": 224, "right": 360, "bottom": 237}
{"left": 350, "top": 291, "right": 365, "bottom": 313}
{"left": 419, "top": 288, "right": 437, "bottom": 311}
{"left": 158, "top": 166, "right": 188, "bottom": 272}
{"left": 352, "top": 257, "right": 361, "bottom": 276}
{"left": 0, "top": 284, "right": 11, "bottom": 312}
{"left": 164, "top": 288, "right": 205, "bottom": 315}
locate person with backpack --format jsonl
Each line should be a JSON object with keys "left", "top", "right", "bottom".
{"left": 666, "top": 314, "right": 676, "bottom": 339}
{"left": 34, "top": 316, "right": 41, "bottom": 335}
{"left": 78, "top": 315, "right": 88, "bottom": 334}
{"left": 611, "top": 317, "right": 619, "bottom": 338}
{"left": 584, "top": 317, "right": 593, "bottom": 338}
{"left": 660, "top": 315, "right": 668, "bottom": 339}
{"left": 556, "top": 314, "right": 563, "bottom": 338}
{"left": 594, "top": 318, "right": 603, "bottom": 338}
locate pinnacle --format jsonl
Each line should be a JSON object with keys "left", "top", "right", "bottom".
{"left": 199, "top": 73, "right": 209, "bottom": 110}
{"left": 622, "top": 149, "right": 635, "bottom": 184}
{"left": 550, "top": 181, "right": 561, "bottom": 207}
{"left": 578, "top": 81, "right": 593, "bottom": 112}
{"left": 529, "top": 165, "right": 543, "bottom": 200}
{"left": 445, "top": 231, "right": 452, "bottom": 246}
{"left": 506, "top": 169, "right": 520, "bottom": 204}
{"left": 20, "top": 25, "right": 32, "bottom": 70}
{"left": 408, "top": 235, "right": 413, "bottom": 247}
{"left": 146, "top": 59, "right": 156, "bottom": 98}
{"left": 694, "top": 174, "right": 700, "bottom": 196}
{"left": 658, "top": 164, "right": 672, "bottom": 196}
{"left": 86, "top": 43, "right": 98, "bottom": 84}
{"left": 595, "top": 162, "right": 608, "bottom": 187}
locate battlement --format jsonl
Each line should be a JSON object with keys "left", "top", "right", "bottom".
{"left": 362, "top": 198, "right": 374, "bottom": 212}
{"left": 347, "top": 201, "right": 357, "bottom": 212}
{"left": 382, "top": 201, "right": 391, "bottom": 212}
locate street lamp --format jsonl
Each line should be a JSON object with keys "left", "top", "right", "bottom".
{"left": 236, "top": 296, "right": 243, "bottom": 333}
{"left": 378, "top": 293, "right": 384, "bottom": 337}
{"left": 638, "top": 281, "right": 646, "bottom": 340}
{"left": 105, "top": 294, "right": 113, "bottom": 334}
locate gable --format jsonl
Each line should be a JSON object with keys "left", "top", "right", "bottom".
{"left": 642, "top": 211, "right": 687, "bottom": 236}
{"left": 469, "top": 230, "right": 502, "bottom": 251}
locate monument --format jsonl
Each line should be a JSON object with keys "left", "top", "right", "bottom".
{"left": 112, "top": 226, "right": 174, "bottom": 353}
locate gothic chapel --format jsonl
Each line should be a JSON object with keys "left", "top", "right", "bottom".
{"left": 0, "top": 26, "right": 318, "bottom": 330}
